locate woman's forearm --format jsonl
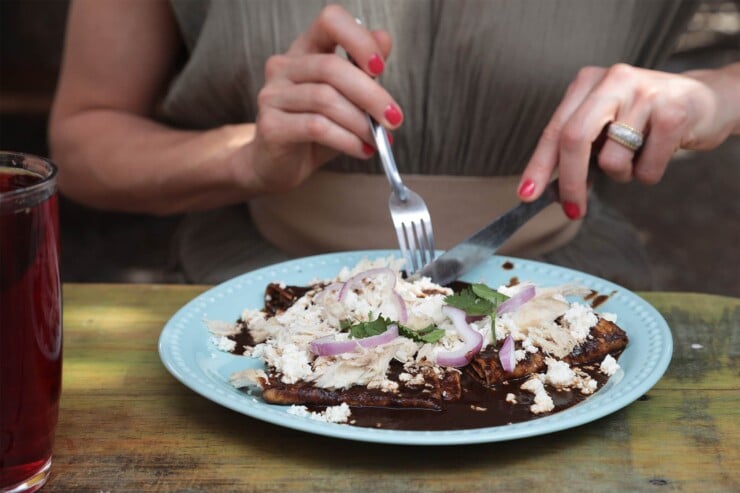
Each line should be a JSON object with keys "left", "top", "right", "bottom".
{"left": 50, "top": 109, "right": 258, "bottom": 215}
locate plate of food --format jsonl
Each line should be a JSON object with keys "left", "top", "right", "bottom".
{"left": 158, "top": 250, "right": 672, "bottom": 445}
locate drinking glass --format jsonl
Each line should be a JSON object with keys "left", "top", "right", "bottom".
{"left": 0, "top": 152, "right": 62, "bottom": 493}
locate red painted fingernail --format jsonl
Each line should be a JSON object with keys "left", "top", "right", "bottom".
{"left": 384, "top": 105, "right": 403, "bottom": 126}
{"left": 368, "top": 53, "right": 384, "bottom": 76}
{"left": 518, "top": 179, "right": 535, "bottom": 198}
{"left": 387, "top": 133, "right": 394, "bottom": 145}
{"left": 362, "top": 142, "right": 375, "bottom": 156}
{"left": 562, "top": 201, "right": 581, "bottom": 220}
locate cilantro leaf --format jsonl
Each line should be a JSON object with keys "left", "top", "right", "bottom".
{"left": 398, "top": 323, "right": 445, "bottom": 344}
{"left": 343, "top": 314, "right": 392, "bottom": 339}
{"left": 444, "top": 287, "right": 494, "bottom": 316}
{"left": 471, "top": 283, "right": 508, "bottom": 305}
{"left": 444, "top": 283, "right": 509, "bottom": 318}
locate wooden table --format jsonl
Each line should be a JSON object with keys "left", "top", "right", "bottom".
{"left": 48, "top": 285, "right": 738, "bottom": 492}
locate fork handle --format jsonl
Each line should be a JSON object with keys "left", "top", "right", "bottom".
{"left": 366, "top": 116, "right": 408, "bottom": 202}
{"left": 344, "top": 43, "right": 409, "bottom": 203}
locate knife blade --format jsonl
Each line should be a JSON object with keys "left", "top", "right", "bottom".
{"left": 412, "top": 148, "right": 605, "bottom": 286}
{"left": 411, "top": 180, "right": 561, "bottom": 285}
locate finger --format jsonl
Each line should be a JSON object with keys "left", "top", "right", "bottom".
{"left": 519, "top": 66, "right": 606, "bottom": 201}
{"left": 259, "top": 82, "right": 373, "bottom": 143}
{"left": 290, "top": 5, "right": 388, "bottom": 77}
{"left": 258, "top": 107, "right": 372, "bottom": 160}
{"left": 599, "top": 109, "right": 651, "bottom": 183}
{"left": 557, "top": 69, "right": 640, "bottom": 217}
{"left": 632, "top": 105, "right": 687, "bottom": 184}
{"left": 279, "top": 54, "right": 403, "bottom": 128}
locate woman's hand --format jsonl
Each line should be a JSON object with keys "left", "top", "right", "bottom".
{"left": 518, "top": 63, "right": 740, "bottom": 219}
{"left": 236, "top": 4, "right": 401, "bottom": 195}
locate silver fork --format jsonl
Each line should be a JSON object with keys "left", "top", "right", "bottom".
{"left": 366, "top": 116, "right": 436, "bottom": 274}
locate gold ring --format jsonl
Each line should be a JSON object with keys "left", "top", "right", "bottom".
{"left": 606, "top": 121, "right": 644, "bottom": 152}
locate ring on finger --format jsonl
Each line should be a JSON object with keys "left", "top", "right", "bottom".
{"left": 606, "top": 121, "right": 644, "bottom": 152}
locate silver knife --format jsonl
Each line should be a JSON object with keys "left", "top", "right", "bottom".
{"left": 411, "top": 180, "right": 561, "bottom": 285}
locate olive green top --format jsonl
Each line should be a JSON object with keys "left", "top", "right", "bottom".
{"left": 164, "top": 0, "right": 697, "bottom": 176}
{"left": 160, "top": 0, "right": 698, "bottom": 286}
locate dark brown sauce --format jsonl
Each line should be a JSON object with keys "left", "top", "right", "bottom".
{"left": 584, "top": 289, "right": 616, "bottom": 309}
{"left": 502, "top": 261, "right": 515, "bottom": 270}
{"left": 507, "top": 276, "right": 520, "bottom": 287}
{"left": 324, "top": 367, "right": 609, "bottom": 431}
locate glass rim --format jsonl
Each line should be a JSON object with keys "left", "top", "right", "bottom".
{"left": 0, "top": 151, "right": 58, "bottom": 210}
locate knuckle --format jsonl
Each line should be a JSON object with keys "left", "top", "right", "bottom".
{"left": 606, "top": 63, "right": 634, "bottom": 82}
{"left": 632, "top": 85, "right": 658, "bottom": 106}
{"left": 540, "top": 121, "right": 563, "bottom": 145}
{"left": 311, "top": 84, "right": 337, "bottom": 107}
{"left": 264, "top": 55, "right": 287, "bottom": 79}
{"left": 256, "top": 86, "right": 277, "bottom": 108}
{"left": 574, "top": 66, "right": 604, "bottom": 85}
{"left": 654, "top": 105, "right": 689, "bottom": 132}
{"left": 598, "top": 150, "right": 628, "bottom": 173}
{"left": 634, "top": 165, "right": 663, "bottom": 185}
{"left": 318, "top": 4, "right": 343, "bottom": 26}
{"left": 305, "top": 115, "right": 330, "bottom": 139}
{"left": 560, "top": 124, "right": 587, "bottom": 151}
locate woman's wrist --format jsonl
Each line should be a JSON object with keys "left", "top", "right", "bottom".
{"left": 683, "top": 62, "right": 740, "bottom": 137}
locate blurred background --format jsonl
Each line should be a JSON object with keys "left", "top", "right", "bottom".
{"left": 1, "top": 0, "right": 738, "bottom": 295}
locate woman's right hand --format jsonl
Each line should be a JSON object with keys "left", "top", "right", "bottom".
{"left": 235, "top": 4, "right": 402, "bottom": 195}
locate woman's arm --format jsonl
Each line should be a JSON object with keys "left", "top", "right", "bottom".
{"left": 50, "top": 2, "right": 399, "bottom": 215}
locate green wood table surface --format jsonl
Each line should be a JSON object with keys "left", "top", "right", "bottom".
{"left": 46, "top": 284, "right": 738, "bottom": 492}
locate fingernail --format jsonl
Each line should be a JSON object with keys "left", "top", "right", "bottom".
{"left": 562, "top": 201, "right": 581, "bottom": 220}
{"left": 368, "top": 53, "right": 384, "bottom": 76}
{"left": 387, "top": 133, "right": 394, "bottom": 145}
{"left": 518, "top": 179, "right": 535, "bottom": 198}
{"left": 384, "top": 105, "right": 403, "bottom": 126}
{"left": 362, "top": 142, "right": 375, "bottom": 156}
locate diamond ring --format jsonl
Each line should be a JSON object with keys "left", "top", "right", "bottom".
{"left": 606, "top": 122, "right": 644, "bottom": 152}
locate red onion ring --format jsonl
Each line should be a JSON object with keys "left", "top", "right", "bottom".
{"left": 338, "top": 268, "right": 396, "bottom": 301}
{"left": 313, "top": 282, "right": 344, "bottom": 304}
{"left": 309, "top": 324, "right": 399, "bottom": 357}
{"left": 337, "top": 267, "right": 408, "bottom": 323}
{"left": 497, "top": 285, "right": 536, "bottom": 315}
{"left": 499, "top": 335, "right": 516, "bottom": 373}
{"left": 436, "top": 306, "right": 484, "bottom": 367}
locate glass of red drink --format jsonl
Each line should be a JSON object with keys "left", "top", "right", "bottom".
{"left": 0, "top": 152, "right": 62, "bottom": 493}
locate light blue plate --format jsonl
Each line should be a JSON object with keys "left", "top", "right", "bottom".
{"left": 158, "top": 250, "right": 673, "bottom": 446}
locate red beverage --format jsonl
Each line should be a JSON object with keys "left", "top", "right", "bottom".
{"left": 0, "top": 154, "right": 62, "bottom": 493}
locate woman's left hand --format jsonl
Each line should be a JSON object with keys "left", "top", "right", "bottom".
{"left": 517, "top": 62, "right": 740, "bottom": 219}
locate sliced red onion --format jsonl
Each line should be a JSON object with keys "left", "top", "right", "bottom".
{"left": 497, "top": 285, "right": 536, "bottom": 315}
{"left": 337, "top": 267, "right": 407, "bottom": 323}
{"left": 338, "top": 267, "right": 396, "bottom": 301}
{"left": 499, "top": 335, "right": 516, "bottom": 373}
{"left": 436, "top": 306, "right": 484, "bottom": 367}
{"left": 313, "top": 282, "right": 344, "bottom": 304}
{"left": 310, "top": 324, "right": 399, "bottom": 357}
{"left": 392, "top": 291, "right": 408, "bottom": 324}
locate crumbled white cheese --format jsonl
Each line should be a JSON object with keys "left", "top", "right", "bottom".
{"left": 573, "top": 369, "right": 598, "bottom": 395}
{"left": 505, "top": 393, "right": 517, "bottom": 404}
{"left": 286, "top": 403, "right": 352, "bottom": 423}
{"left": 521, "top": 376, "right": 554, "bottom": 414}
{"left": 562, "top": 303, "right": 598, "bottom": 343}
{"left": 211, "top": 335, "right": 236, "bottom": 353}
{"left": 599, "top": 354, "right": 620, "bottom": 376}
{"left": 544, "top": 358, "right": 576, "bottom": 388}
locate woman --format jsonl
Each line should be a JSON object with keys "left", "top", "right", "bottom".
{"left": 49, "top": 1, "right": 740, "bottom": 285}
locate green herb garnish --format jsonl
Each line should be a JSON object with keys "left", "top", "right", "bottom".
{"left": 444, "top": 283, "right": 508, "bottom": 318}
{"left": 340, "top": 313, "right": 445, "bottom": 344}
